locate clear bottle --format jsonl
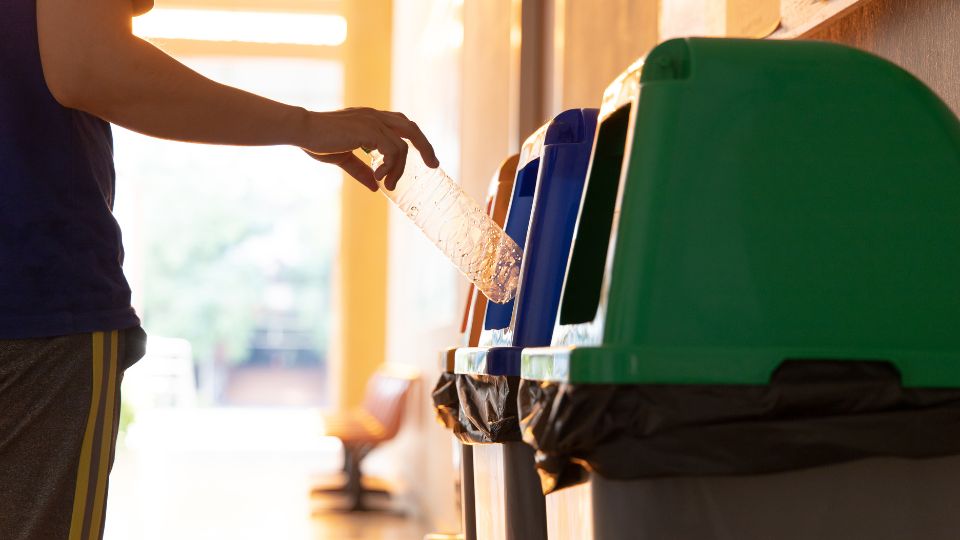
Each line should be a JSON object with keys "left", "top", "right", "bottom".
{"left": 370, "top": 142, "right": 522, "bottom": 304}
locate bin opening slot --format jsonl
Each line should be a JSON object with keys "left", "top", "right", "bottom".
{"left": 558, "top": 104, "right": 631, "bottom": 325}
{"left": 484, "top": 157, "right": 539, "bottom": 330}
{"left": 774, "top": 359, "right": 902, "bottom": 384}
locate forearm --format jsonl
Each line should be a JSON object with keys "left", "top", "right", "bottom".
{"left": 38, "top": 0, "right": 308, "bottom": 148}
{"left": 76, "top": 37, "right": 308, "bottom": 147}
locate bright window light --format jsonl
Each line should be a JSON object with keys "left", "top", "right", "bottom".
{"left": 133, "top": 9, "right": 347, "bottom": 46}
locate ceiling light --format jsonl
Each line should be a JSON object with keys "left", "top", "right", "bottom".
{"left": 133, "top": 8, "right": 347, "bottom": 46}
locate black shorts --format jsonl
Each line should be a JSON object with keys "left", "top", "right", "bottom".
{"left": 0, "top": 327, "right": 146, "bottom": 540}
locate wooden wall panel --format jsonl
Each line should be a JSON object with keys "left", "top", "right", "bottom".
{"left": 553, "top": 0, "right": 659, "bottom": 114}
{"left": 804, "top": 0, "right": 960, "bottom": 116}
{"left": 461, "top": 0, "right": 518, "bottom": 199}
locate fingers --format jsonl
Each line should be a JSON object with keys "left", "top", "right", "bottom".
{"left": 304, "top": 150, "right": 378, "bottom": 192}
{"left": 336, "top": 152, "right": 380, "bottom": 192}
{"left": 382, "top": 112, "right": 440, "bottom": 168}
{"left": 381, "top": 130, "right": 407, "bottom": 191}
{"left": 368, "top": 127, "right": 407, "bottom": 191}
{"left": 386, "top": 147, "right": 406, "bottom": 191}
{"left": 301, "top": 108, "right": 438, "bottom": 194}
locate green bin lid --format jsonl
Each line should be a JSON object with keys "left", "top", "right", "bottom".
{"left": 524, "top": 38, "right": 960, "bottom": 387}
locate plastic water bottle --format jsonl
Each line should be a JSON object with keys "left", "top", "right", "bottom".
{"left": 369, "top": 142, "right": 522, "bottom": 304}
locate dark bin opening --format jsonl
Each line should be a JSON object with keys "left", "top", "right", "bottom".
{"left": 559, "top": 105, "right": 631, "bottom": 325}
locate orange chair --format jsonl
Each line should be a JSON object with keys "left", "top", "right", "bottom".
{"left": 313, "top": 367, "right": 417, "bottom": 511}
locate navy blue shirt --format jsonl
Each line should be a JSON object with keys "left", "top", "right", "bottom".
{"left": 1, "top": 0, "right": 140, "bottom": 337}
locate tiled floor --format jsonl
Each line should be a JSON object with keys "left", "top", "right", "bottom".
{"left": 104, "top": 407, "right": 430, "bottom": 540}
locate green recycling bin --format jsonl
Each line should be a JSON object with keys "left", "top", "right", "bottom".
{"left": 521, "top": 38, "right": 960, "bottom": 540}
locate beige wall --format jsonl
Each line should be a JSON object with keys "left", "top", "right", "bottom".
{"left": 547, "top": 0, "right": 659, "bottom": 116}
{"left": 461, "top": 0, "right": 522, "bottom": 198}
{"left": 802, "top": 0, "right": 960, "bottom": 117}
{"left": 387, "top": 0, "right": 466, "bottom": 531}
{"left": 381, "top": 0, "right": 526, "bottom": 530}
{"left": 460, "top": 0, "right": 663, "bottom": 182}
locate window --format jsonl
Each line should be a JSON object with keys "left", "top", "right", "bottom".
{"left": 113, "top": 41, "right": 343, "bottom": 406}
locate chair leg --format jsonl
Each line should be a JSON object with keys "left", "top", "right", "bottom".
{"left": 342, "top": 445, "right": 353, "bottom": 473}
{"left": 312, "top": 444, "right": 385, "bottom": 495}
{"left": 312, "top": 443, "right": 398, "bottom": 513}
{"left": 345, "top": 445, "right": 365, "bottom": 511}
{"left": 311, "top": 444, "right": 355, "bottom": 496}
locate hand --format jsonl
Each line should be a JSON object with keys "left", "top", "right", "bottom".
{"left": 300, "top": 107, "right": 440, "bottom": 192}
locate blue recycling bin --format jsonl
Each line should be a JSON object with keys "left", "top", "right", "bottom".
{"left": 453, "top": 108, "right": 598, "bottom": 540}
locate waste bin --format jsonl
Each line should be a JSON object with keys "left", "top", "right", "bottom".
{"left": 509, "top": 58, "right": 641, "bottom": 540}
{"left": 454, "top": 108, "right": 599, "bottom": 540}
{"left": 520, "top": 38, "right": 960, "bottom": 540}
{"left": 432, "top": 155, "right": 518, "bottom": 540}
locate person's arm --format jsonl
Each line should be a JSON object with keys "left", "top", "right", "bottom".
{"left": 36, "top": 0, "right": 437, "bottom": 190}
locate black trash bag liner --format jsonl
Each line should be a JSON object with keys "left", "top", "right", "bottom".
{"left": 431, "top": 372, "right": 461, "bottom": 431}
{"left": 454, "top": 374, "right": 523, "bottom": 444}
{"left": 519, "top": 360, "right": 960, "bottom": 494}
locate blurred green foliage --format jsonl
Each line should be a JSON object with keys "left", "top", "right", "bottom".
{"left": 117, "top": 140, "right": 339, "bottom": 365}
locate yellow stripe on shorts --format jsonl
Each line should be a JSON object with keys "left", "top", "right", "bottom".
{"left": 88, "top": 330, "right": 118, "bottom": 538}
{"left": 68, "top": 331, "right": 118, "bottom": 540}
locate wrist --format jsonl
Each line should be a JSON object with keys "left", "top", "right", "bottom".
{"left": 284, "top": 106, "right": 313, "bottom": 148}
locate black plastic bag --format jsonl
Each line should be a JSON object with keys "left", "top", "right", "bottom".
{"left": 453, "top": 374, "right": 523, "bottom": 444}
{"left": 520, "top": 361, "right": 960, "bottom": 494}
{"left": 431, "top": 372, "right": 461, "bottom": 430}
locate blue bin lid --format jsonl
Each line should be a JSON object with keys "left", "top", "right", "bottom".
{"left": 510, "top": 108, "right": 598, "bottom": 348}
